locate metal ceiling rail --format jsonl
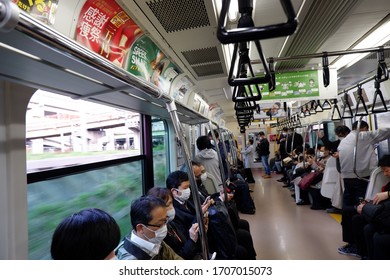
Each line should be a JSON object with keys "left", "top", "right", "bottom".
{"left": 251, "top": 46, "right": 390, "bottom": 64}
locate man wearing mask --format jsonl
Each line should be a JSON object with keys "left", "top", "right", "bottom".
{"left": 257, "top": 131, "right": 271, "bottom": 178}
{"left": 116, "top": 195, "right": 182, "bottom": 260}
{"left": 277, "top": 127, "right": 289, "bottom": 159}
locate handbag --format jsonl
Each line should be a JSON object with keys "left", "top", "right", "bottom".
{"left": 362, "top": 199, "right": 390, "bottom": 232}
{"left": 282, "top": 157, "right": 292, "bottom": 165}
{"left": 298, "top": 170, "right": 322, "bottom": 190}
{"left": 361, "top": 202, "right": 385, "bottom": 223}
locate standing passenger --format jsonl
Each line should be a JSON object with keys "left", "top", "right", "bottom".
{"left": 337, "top": 120, "right": 390, "bottom": 257}
{"left": 241, "top": 139, "right": 255, "bottom": 184}
{"left": 257, "top": 131, "right": 271, "bottom": 178}
{"left": 195, "top": 135, "right": 223, "bottom": 190}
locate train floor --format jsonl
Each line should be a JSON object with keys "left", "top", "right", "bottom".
{"left": 240, "top": 168, "right": 357, "bottom": 260}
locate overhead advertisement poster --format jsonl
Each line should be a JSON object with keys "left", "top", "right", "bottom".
{"left": 75, "top": 0, "right": 143, "bottom": 68}
{"left": 253, "top": 102, "right": 287, "bottom": 119}
{"left": 125, "top": 34, "right": 181, "bottom": 93}
{"left": 12, "top": 0, "right": 59, "bottom": 25}
{"left": 251, "top": 69, "right": 337, "bottom": 101}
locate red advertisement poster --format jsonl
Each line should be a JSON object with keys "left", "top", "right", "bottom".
{"left": 76, "top": 0, "right": 143, "bottom": 67}
{"left": 12, "top": 0, "right": 59, "bottom": 25}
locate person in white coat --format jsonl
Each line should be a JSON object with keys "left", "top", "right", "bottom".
{"left": 241, "top": 139, "right": 255, "bottom": 183}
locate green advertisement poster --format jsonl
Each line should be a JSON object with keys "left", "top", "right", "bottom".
{"left": 251, "top": 70, "right": 320, "bottom": 100}
{"left": 126, "top": 34, "right": 180, "bottom": 93}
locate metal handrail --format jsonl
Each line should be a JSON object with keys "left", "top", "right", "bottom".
{"left": 166, "top": 100, "right": 210, "bottom": 259}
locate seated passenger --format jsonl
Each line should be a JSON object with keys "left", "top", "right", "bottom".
{"left": 50, "top": 208, "right": 120, "bottom": 260}
{"left": 307, "top": 145, "right": 332, "bottom": 210}
{"left": 351, "top": 155, "right": 390, "bottom": 259}
{"left": 115, "top": 195, "right": 182, "bottom": 260}
{"left": 147, "top": 187, "right": 202, "bottom": 259}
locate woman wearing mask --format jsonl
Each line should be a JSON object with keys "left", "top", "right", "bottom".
{"left": 147, "top": 187, "right": 202, "bottom": 259}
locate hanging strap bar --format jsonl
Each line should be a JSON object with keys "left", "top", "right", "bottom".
{"left": 353, "top": 116, "right": 370, "bottom": 182}
{"left": 355, "top": 84, "right": 369, "bottom": 116}
{"left": 269, "top": 58, "right": 276, "bottom": 91}
{"left": 217, "top": 0, "right": 298, "bottom": 44}
{"left": 166, "top": 100, "right": 210, "bottom": 260}
{"left": 342, "top": 91, "right": 353, "bottom": 119}
{"left": 372, "top": 77, "right": 388, "bottom": 114}
{"left": 227, "top": 41, "right": 270, "bottom": 86}
{"left": 331, "top": 99, "right": 341, "bottom": 121}
{"left": 376, "top": 47, "right": 389, "bottom": 82}
{"left": 322, "top": 53, "right": 330, "bottom": 87}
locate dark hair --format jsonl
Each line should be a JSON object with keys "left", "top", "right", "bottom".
{"left": 282, "top": 127, "right": 288, "bottom": 132}
{"left": 259, "top": 131, "right": 265, "bottom": 136}
{"left": 208, "top": 130, "right": 219, "bottom": 139}
{"left": 335, "top": 125, "right": 351, "bottom": 137}
{"left": 306, "top": 147, "right": 315, "bottom": 156}
{"left": 147, "top": 187, "right": 173, "bottom": 205}
{"left": 166, "top": 170, "right": 189, "bottom": 190}
{"left": 378, "top": 155, "right": 390, "bottom": 167}
{"left": 249, "top": 139, "right": 254, "bottom": 145}
{"left": 130, "top": 195, "right": 165, "bottom": 229}
{"left": 352, "top": 120, "right": 369, "bottom": 130}
{"left": 196, "top": 135, "right": 211, "bottom": 150}
{"left": 153, "top": 61, "right": 164, "bottom": 72}
{"left": 50, "top": 208, "right": 120, "bottom": 260}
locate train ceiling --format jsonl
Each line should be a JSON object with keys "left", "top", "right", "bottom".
{"left": 119, "top": 0, "right": 390, "bottom": 123}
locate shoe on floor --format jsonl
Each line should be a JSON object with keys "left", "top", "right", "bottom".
{"left": 326, "top": 207, "right": 342, "bottom": 214}
{"left": 337, "top": 244, "right": 361, "bottom": 258}
{"left": 296, "top": 200, "right": 310, "bottom": 205}
{"left": 276, "top": 178, "right": 286, "bottom": 182}
{"left": 263, "top": 175, "right": 272, "bottom": 178}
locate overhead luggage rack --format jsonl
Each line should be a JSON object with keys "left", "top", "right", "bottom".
{"left": 0, "top": 0, "right": 209, "bottom": 125}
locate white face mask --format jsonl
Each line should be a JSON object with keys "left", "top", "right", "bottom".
{"left": 200, "top": 172, "right": 208, "bottom": 182}
{"left": 142, "top": 224, "right": 168, "bottom": 245}
{"left": 318, "top": 151, "right": 324, "bottom": 158}
{"left": 175, "top": 188, "right": 191, "bottom": 203}
{"left": 166, "top": 208, "right": 175, "bottom": 222}
{"left": 210, "top": 140, "right": 215, "bottom": 146}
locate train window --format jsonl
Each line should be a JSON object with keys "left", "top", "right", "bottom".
{"left": 26, "top": 90, "right": 145, "bottom": 259}
{"left": 152, "top": 117, "right": 169, "bottom": 188}
{"left": 27, "top": 160, "right": 143, "bottom": 259}
{"left": 26, "top": 90, "right": 141, "bottom": 172}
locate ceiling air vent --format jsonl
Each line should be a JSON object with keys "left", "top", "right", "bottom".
{"left": 182, "top": 47, "right": 224, "bottom": 77}
{"left": 146, "top": 0, "right": 210, "bottom": 33}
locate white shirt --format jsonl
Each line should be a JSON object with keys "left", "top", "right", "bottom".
{"left": 338, "top": 128, "right": 390, "bottom": 178}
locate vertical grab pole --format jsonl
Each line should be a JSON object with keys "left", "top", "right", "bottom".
{"left": 208, "top": 122, "right": 228, "bottom": 185}
{"left": 313, "top": 123, "right": 319, "bottom": 161}
{"left": 166, "top": 100, "right": 209, "bottom": 260}
{"left": 208, "top": 122, "right": 229, "bottom": 204}
{"left": 218, "top": 128, "right": 232, "bottom": 181}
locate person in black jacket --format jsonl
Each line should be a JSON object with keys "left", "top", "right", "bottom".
{"left": 147, "top": 187, "right": 202, "bottom": 260}
{"left": 256, "top": 131, "right": 271, "bottom": 178}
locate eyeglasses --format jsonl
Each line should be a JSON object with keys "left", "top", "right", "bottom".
{"left": 144, "top": 220, "right": 168, "bottom": 228}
